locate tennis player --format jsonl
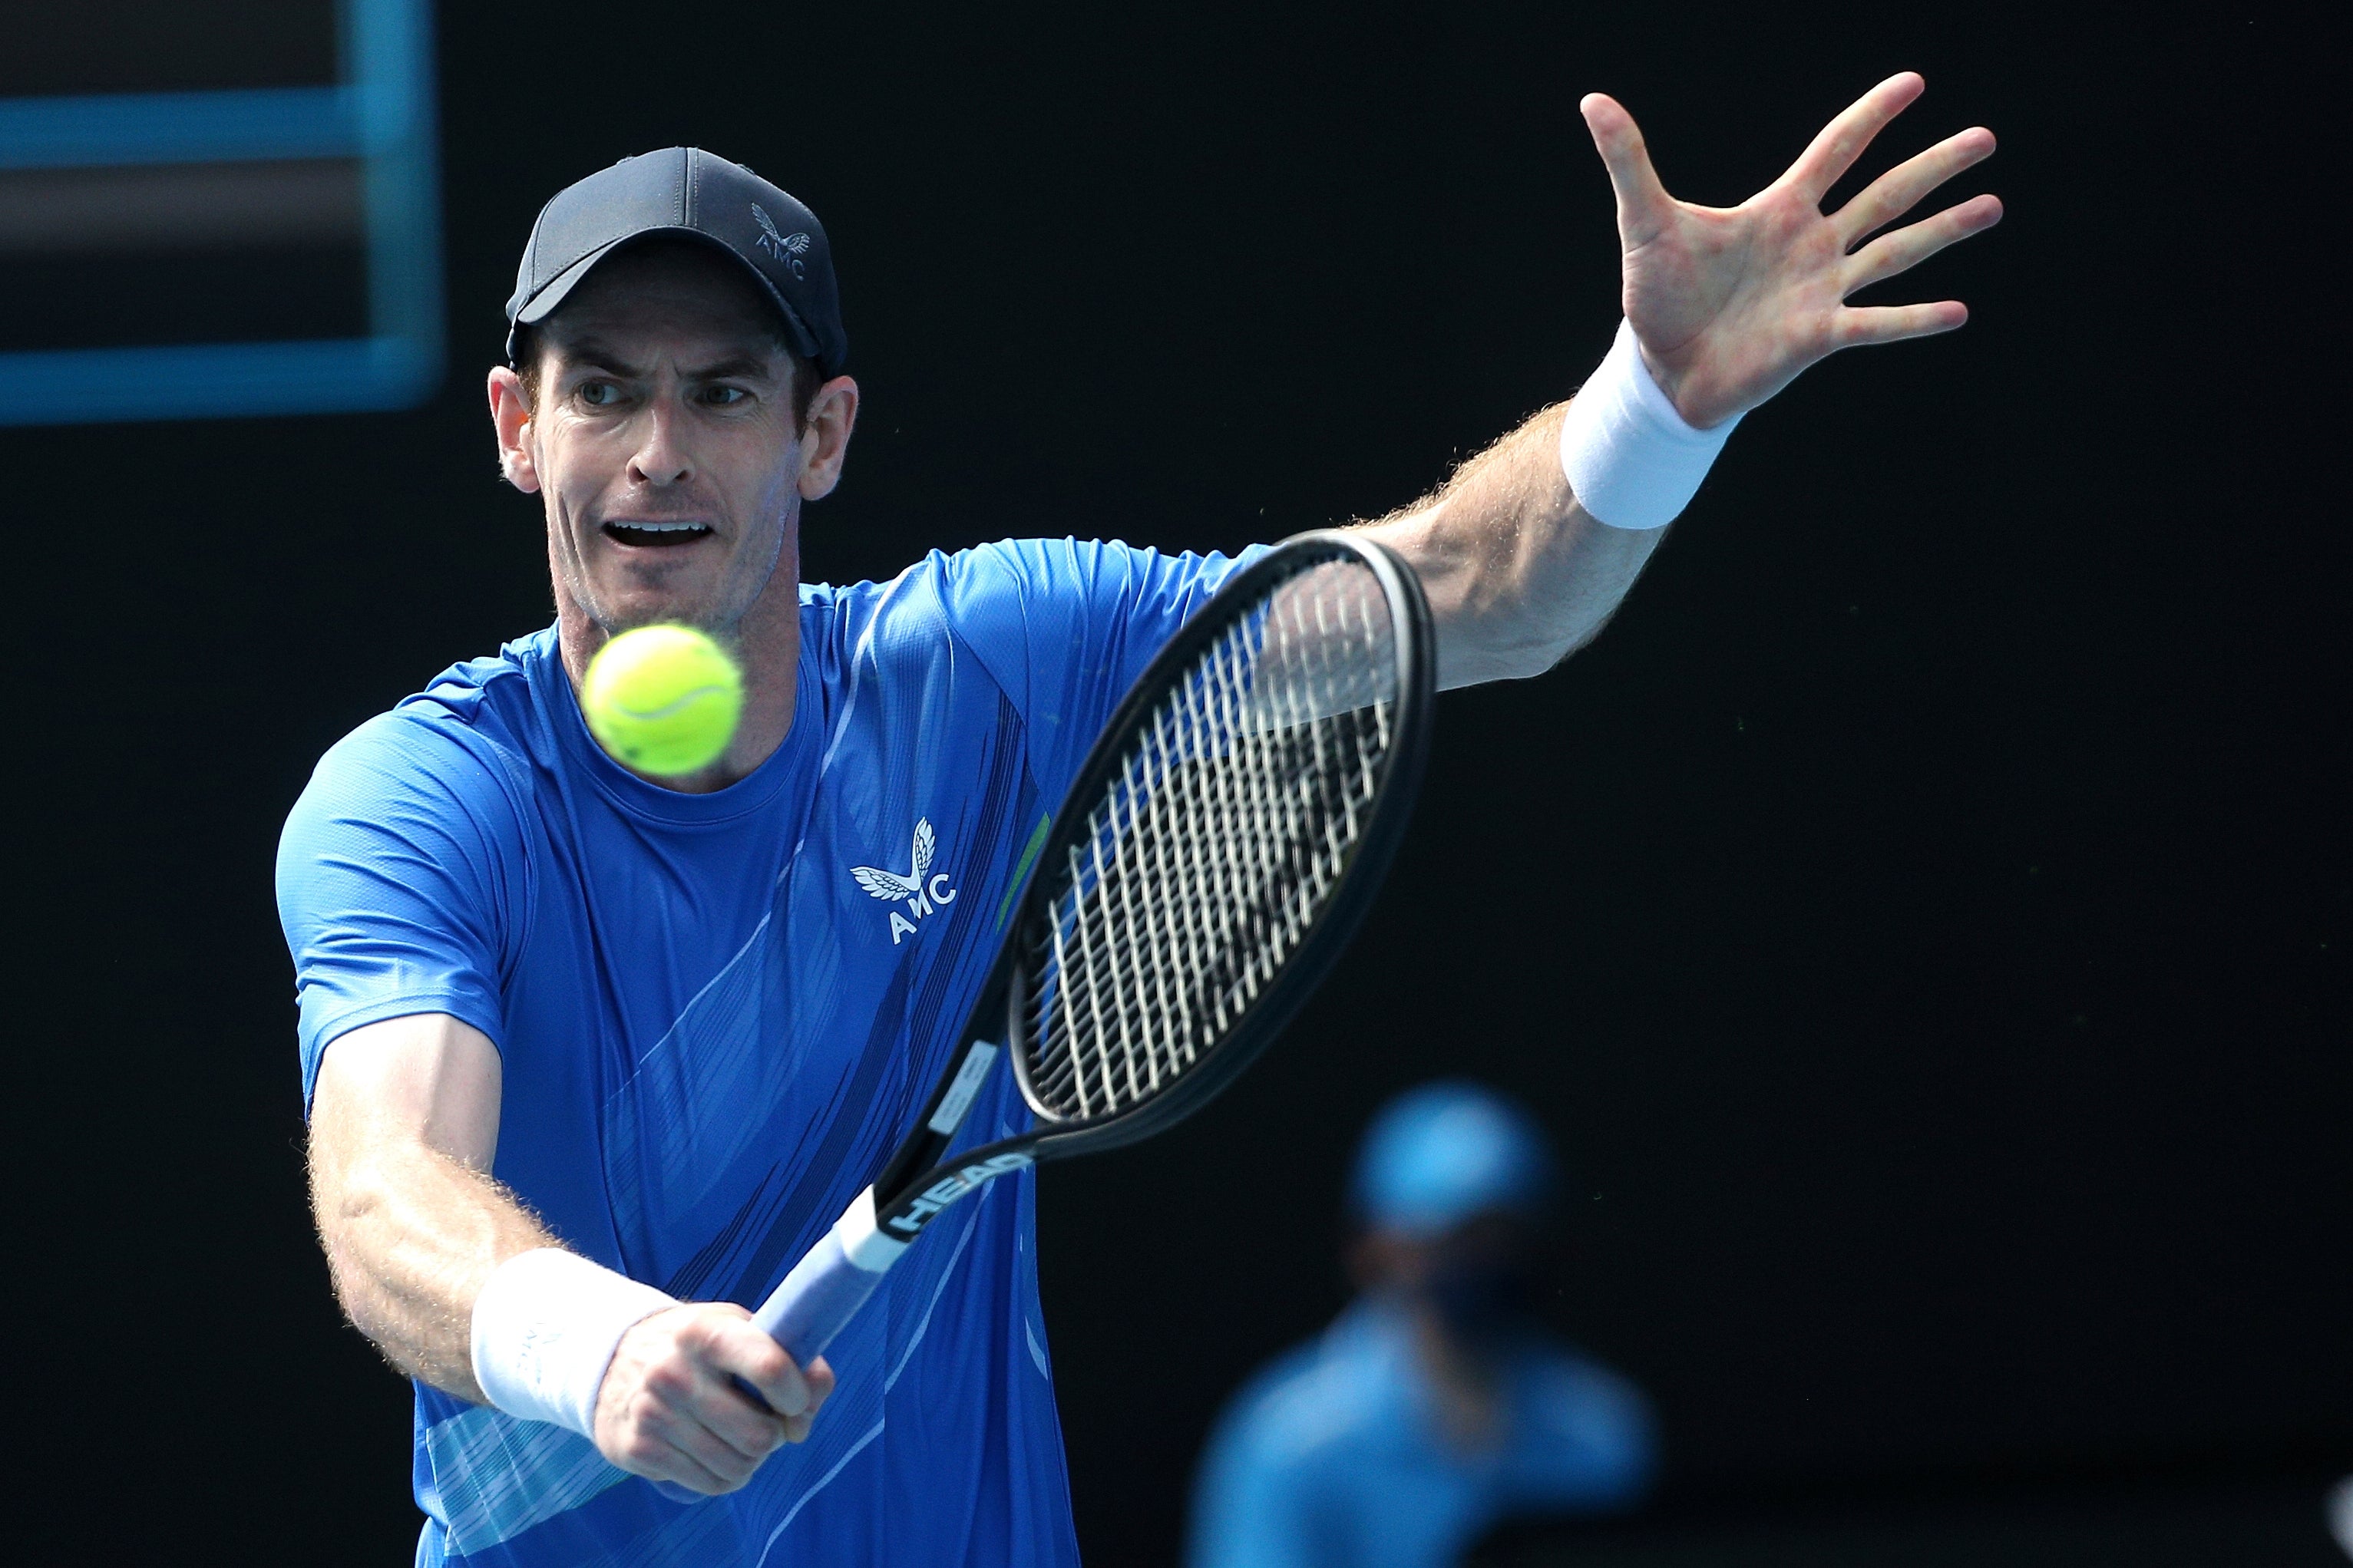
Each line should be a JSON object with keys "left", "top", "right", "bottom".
{"left": 281, "top": 74, "right": 1997, "bottom": 1566}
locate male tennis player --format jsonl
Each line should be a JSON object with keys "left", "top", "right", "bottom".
{"left": 1189, "top": 1084, "right": 1654, "bottom": 1568}
{"left": 282, "top": 74, "right": 1997, "bottom": 1566}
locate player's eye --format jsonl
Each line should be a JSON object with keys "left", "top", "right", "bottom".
{"left": 577, "top": 381, "right": 621, "bottom": 408}
{"left": 703, "top": 385, "right": 752, "bottom": 408}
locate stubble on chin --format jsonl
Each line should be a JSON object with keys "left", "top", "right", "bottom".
{"left": 554, "top": 519, "right": 793, "bottom": 648}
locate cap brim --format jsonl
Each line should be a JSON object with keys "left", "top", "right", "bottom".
{"left": 508, "top": 227, "right": 823, "bottom": 366}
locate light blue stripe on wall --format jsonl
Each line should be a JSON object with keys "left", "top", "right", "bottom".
{"left": 0, "top": 0, "right": 444, "bottom": 425}
{"left": 0, "top": 88, "right": 368, "bottom": 170}
{"left": 0, "top": 338, "right": 438, "bottom": 425}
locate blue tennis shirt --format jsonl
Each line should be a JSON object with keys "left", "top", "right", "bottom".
{"left": 277, "top": 538, "right": 1262, "bottom": 1568}
{"left": 1188, "top": 1300, "right": 1655, "bottom": 1568}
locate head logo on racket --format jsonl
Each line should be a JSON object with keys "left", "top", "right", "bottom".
{"left": 851, "top": 817, "right": 960, "bottom": 943}
{"left": 887, "top": 1150, "right": 1036, "bottom": 1236}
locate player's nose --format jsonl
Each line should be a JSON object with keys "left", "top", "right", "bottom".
{"left": 627, "top": 401, "right": 692, "bottom": 487}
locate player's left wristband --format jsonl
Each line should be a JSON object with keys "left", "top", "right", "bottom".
{"left": 1558, "top": 319, "right": 1741, "bottom": 531}
{"left": 471, "top": 1248, "right": 679, "bottom": 1440}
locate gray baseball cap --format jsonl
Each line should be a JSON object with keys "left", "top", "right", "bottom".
{"left": 504, "top": 147, "right": 848, "bottom": 375}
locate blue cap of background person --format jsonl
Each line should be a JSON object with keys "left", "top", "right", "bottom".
{"left": 504, "top": 147, "right": 848, "bottom": 375}
{"left": 1350, "top": 1082, "right": 1556, "bottom": 1238}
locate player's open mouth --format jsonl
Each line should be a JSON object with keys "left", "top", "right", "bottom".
{"left": 602, "top": 520, "right": 713, "bottom": 549}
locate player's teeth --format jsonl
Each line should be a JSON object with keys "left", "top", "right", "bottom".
{"left": 609, "top": 521, "right": 712, "bottom": 539}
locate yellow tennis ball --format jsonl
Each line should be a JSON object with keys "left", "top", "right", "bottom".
{"left": 580, "top": 625, "right": 745, "bottom": 777}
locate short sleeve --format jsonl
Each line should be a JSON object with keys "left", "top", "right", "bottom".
{"left": 1515, "top": 1353, "right": 1659, "bottom": 1511}
{"left": 275, "top": 711, "right": 528, "bottom": 1110}
{"left": 938, "top": 538, "right": 1272, "bottom": 801}
{"left": 1186, "top": 1388, "right": 1324, "bottom": 1568}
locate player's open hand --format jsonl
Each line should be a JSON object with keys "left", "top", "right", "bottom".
{"left": 591, "top": 1302, "right": 836, "bottom": 1495}
{"left": 1581, "top": 72, "right": 2001, "bottom": 430}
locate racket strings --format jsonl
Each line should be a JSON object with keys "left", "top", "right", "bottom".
{"left": 1023, "top": 557, "right": 1400, "bottom": 1121}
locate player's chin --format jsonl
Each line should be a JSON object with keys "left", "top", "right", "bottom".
{"left": 587, "top": 596, "right": 724, "bottom": 647}
{"left": 584, "top": 552, "right": 733, "bottom": 626}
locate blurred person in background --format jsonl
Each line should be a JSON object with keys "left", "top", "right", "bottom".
{"left": 1188, "top": 1083, "right": 1655, "bottom": 1568}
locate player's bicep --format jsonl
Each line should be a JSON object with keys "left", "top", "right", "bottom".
{"left": 311, "top": 1012, "right": 503, "bottom": 1173}
{"left": 278, "top": 717, "right": 522, "bottom": 1108}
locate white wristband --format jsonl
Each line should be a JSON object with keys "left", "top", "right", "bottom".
{"left": 470, "top": 1249, "right": 679, "bottom": 1440}
{"left": 1558, "top": 319, "right": 1740, "bottom": 531}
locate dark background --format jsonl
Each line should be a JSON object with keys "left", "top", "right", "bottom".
{"left": 8, "top": 1, "right": 2346, "bottom": 1562}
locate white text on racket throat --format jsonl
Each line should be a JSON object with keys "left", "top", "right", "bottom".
{"left": 887, "top": 1151, "right": 1034, "bottom": 1235}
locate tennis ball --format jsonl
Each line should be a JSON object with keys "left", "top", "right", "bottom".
{"left": 580, "top": 624, "right": 745, "bottom": 777}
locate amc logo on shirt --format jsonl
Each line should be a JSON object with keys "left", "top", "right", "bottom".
{"left": 849, "top": 817, "right": 960, "bottom": 945}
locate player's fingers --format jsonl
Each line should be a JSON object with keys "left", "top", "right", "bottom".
{"left": 1779, "top": 71, "right": 1925, "bottom": 207}
{"left": 1835, "top": 127, "right": 1996, "bottom": 244}
{"left": 661, "top": 1318, "right": 798, "bottom": 1463}
{"left": 691, "top": 1374, "right": 795, "bottom": 1462}
{"left": 647, "top": 1449, "right": 740, "bottom": 1497}
{"left": 1836, "top": 300, "right": 1970, "bottom": 348}
{"left": 649, "top": 1339, "right": 786, "bottom": 1467}
{"left": 701, "top": 1313, "right": 815, "bottom": 1421}
{"left": 606, "top": 1389, "right": 766, "bottom": 1492}
{"left": 1579, "top": 94, "right": 1675, "bottom": 242}
{"left": 798, "top": 1355, "right": 835, "bottom": 1415}
{"left": 775, "top": 1357, "right": 836, "bottom": 1443}
{"left": 653, "top": 1405, "right": 772, "bottom": 1490}
{"left": 1843, "top": 195, "right": 2002, "bottom": 292}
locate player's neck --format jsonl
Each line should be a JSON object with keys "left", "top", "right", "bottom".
{"left": 1406, "top": 1299, "right": 1508, "bottom": 1451}
{"left": 696, "top": 573, "right": 801, "bottom": 791}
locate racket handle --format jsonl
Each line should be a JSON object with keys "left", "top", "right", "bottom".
{"left": 652, "top": 1187, "right": 907, "bottom": 1506}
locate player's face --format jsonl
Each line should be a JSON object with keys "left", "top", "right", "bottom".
{"left": 1351, "top": 1210, "right": 1541, "bottom": 1338}
{"left": 501, "top": 244, "right": 838, "bottom": 639}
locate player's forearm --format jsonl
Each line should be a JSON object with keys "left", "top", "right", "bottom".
{"left": 310, "top": 1130, "right": 552, "bottom": 1404}
{"left": 1360, "top": 403, "right": 1664, "bottom": 688}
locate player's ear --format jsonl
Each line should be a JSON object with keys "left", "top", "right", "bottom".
{"left": 488, "top": 365, "right": 541, "bottom": 494}
{"left": 795, "top": 375, "right": 859, "bottom": 502}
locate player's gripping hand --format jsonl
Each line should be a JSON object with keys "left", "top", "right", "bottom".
{"left": 590, "top": 1302, "right": 836, "bottom": 1495}
{"left": 1581, "top": 71, "right": 2001, "bottom": 430}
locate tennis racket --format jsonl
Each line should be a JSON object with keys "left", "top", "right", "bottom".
{"left": 657, "top": 530, "right": 1433, "bottom": 1500}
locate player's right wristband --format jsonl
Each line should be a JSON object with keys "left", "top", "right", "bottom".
{"left": 1558, "top": 319, "right": 1741, "bottom": 531}
{"left": 470, "top": 1248, "right": 679, "bottom": 1440}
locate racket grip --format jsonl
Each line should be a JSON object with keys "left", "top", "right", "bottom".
{"left": 760, "top": 1223, "right": 887, "bottom": 1359}
{"left": 653, "top": 1188, "right": 906, "bottom": 1507}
